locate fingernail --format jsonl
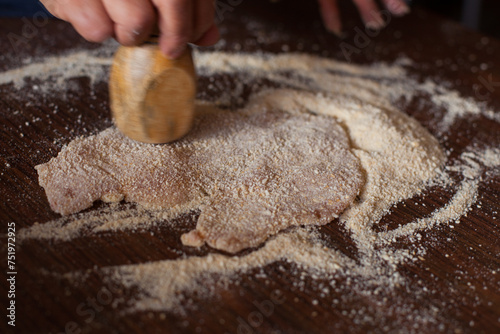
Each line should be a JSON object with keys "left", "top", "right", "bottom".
{"left": 365, "top": 11, "right": 385, "bottom": 30}
{"left": 325, "top": 21, "right": 343, "bottom": 37}
{"left": 128, "top": 29, "right": 142, "bottom": 43}
{"left": 389, "top": 1, "right": 410, "bottom": 16}
{"left": 366, "top": 20, "right": 385, "bottom": 30}
{"left": 327, "top": 26, "right": 344, "bottom": 38}
{"left": 166, "top": 45, "right": 186, "bottom": 59}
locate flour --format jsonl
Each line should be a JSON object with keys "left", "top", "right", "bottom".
{"left": 419, "top": 79, "right": 500, "bottom": 130}
{"left": 10, "top": 46, "right": 500, "bottom": 327}
{"left": 18, "top": 203, "right": 180, "bottom": 242}
{"left": 33, "top": 100, "right": 365, "bottom": 253}
{"left": 0, "top": 41, "right": 115, "bottom": 93}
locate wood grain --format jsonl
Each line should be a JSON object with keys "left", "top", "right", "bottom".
{"left": 110, "top": 45, "right": 196, "bottom": 144}
{"left": 1, "top": 1, "right": 499, "bottom": 333}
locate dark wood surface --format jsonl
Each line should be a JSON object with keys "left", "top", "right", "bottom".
{"left": 1, "top": 1, "right": 500, "bottom": 333}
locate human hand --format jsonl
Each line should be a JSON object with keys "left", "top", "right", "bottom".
{"left": 40, "top": 0, "right": 220, "bottom": 59}
{"left": 317, "top": 0, "right": 410, "bottom": 35}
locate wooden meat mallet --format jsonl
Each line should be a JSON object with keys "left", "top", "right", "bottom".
{"left": 109, "top": 37, "right": 196, "bottom": 144}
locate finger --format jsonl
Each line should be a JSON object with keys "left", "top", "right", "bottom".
{"left": 382, "top": 0, "right": 410, "bottom": 16}
{"left": 192, "top": 0, "right": 216, "bottom": 42}
{"left": 51, "top": 0, "right": 114, "bottom": 43}
{"left": 317, "top": 0, "right": 342, "bottom": 35}
{"left": 102, "top": 0, "right": 156, "bottom": 46}
{"left": 194, "top": 23, "right": 220, "bottom": 46}
{"left": 40, "top": 0, "right": 63, "bottom": 18}
{"left": 153, "top": 0, "right": 193, "bottom": 59}
{"left": 352, "top": 0, "right": 385, "bottom": 29}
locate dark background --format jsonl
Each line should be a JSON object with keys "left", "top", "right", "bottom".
{"left": 412, "top": 0, "right": 500, "bottom": 39}
{"left": 0, "top": 0, "right": 499, "bottom": 39}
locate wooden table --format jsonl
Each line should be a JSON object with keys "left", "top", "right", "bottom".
{"left": 1, "top": 1, "right": 499, "bottom": 333}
